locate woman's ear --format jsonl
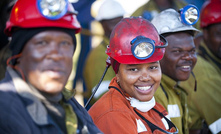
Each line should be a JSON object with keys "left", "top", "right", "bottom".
{"left": 116, "top": 73, "right": 120, "bottom": 84}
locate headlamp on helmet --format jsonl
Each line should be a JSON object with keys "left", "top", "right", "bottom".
{"left": 131, "top": 35, "right": 168, "bottom": 60}
{"left": 179, "top": 4, "right": 199, "bottom": 25}
{"left": 37, "top": 0, "right": 77, "bottom": 20}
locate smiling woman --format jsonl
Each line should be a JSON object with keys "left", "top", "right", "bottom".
{"left": 116, "top": 62, "right": 161, "bottom": 102}
{"left": 88, "top": 17, "right": 178, "bottom": 134}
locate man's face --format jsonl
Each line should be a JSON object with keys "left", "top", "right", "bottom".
{"left": 160, "top": 32, "right": 197, "bottom": 81}
{"left": 17, "top": 30, "right": 75, "bottom": 96}
{"left": 204, "top": 23, "right": 221, "bottom": 59}
{"left": 116, "top": 62, "right": 162, "bottom": 101}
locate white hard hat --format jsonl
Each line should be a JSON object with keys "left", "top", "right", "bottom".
{"left": 151, "top": 8, "right": 199, "bottom": 35}
{"left": 91, "top": 0, "right": 125, "bottom": 21}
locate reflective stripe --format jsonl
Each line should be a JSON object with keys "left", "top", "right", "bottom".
{"left": 209, "top": 118, "right": 221, "bottom": 134}
{"left": 161, "top": 115, "right": 171, "bottom": 130}
{"left": 167, "top": 104, "right": 181, "bottom": 118}
{"left": 92, "top": 80, "right": 111, "bottom": 98}
{"left": 136, "top": 119, "right": 147, "bottom": 133}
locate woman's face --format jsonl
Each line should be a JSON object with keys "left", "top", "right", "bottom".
{"left": 116, "top": 62, "right": 162, "bottom": 101}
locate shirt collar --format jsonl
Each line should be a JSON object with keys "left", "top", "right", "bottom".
{"left": 7, "top": 66, "right": 49, "bottom": 125}
{"left": 161, "top": 74, "right": 178, "bottom": 89}
{"left": 161, "top": 74, "right": 188, "bottom": 95}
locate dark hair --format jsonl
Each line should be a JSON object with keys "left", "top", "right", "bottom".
{"left": 110, "top": 57, "right": 120, "bottom": 74}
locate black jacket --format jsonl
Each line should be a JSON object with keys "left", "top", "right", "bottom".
{"left": 0, "top": 68, "right": 102, "bottom": 134}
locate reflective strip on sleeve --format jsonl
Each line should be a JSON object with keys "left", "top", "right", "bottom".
{"left": 136, "top": 119, "right": 147, "bottom": 133}
{"left": 209, "top": 118, "right": 221, "bottom": 134}
{"left": 161, "top": 115, "right": 171, "bottom": 130}
{"left": 92, "top": 80, "right": 111, "bottom": 98}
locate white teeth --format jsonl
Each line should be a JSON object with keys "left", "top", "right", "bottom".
{"left": 182, "top": 66, "right": 190, "bottom": 69}
{"left": 137, "top": 86, "right": 151, "bottom": 91}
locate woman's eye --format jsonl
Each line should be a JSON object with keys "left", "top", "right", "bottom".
{"left": 129, "top": 68, "right": 138, "bottom": 71}
{"left": 150, "top": 66, "right": 158, "bottom": 69}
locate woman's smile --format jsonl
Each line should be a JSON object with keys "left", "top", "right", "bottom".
{"left": 135, "top": 85, "right": 153, "bottom": 94}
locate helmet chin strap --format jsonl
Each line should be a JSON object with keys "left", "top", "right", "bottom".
{"left": 127, "top": 97, "right": 156, "bottom": 112}
{"left": 84, "top": 56, "right": 111, "bottom": 109}
{"left": 6, "top": 53, "right": 26, "bottom": 81}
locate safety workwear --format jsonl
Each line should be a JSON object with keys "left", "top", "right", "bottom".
{"left": 151, "top": 8, "right": 199, "bottom": 35}
{"left": 106, "top": 17, "right": 166, "bottom": 64}
{"left": 200, "top": 0, "right": 221, "bottom": 28}
{"left": 89, "top": 77, "right": 178, "bottom": 134}
{"left": 91, "top": 0, "right": 125, "bottom": 21}
{"left": 128, "top": 96, "right": 156, "bottom": 112}
{"left": 5, "top": 0, "right": 81, "bottom": 36}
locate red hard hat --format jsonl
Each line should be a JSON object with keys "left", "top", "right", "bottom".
{"left": 5, "top": 0, "right": 81, "bottom": 36}
{"left": 106, "top": 17, "right": 166, "bottom": 64}
{"left": 200, "top": 0, "right": 221, "bottom": 28}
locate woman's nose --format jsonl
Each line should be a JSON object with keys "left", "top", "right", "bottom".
{"left": 139, "top": 71, "right": 151, "bottom": 81}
